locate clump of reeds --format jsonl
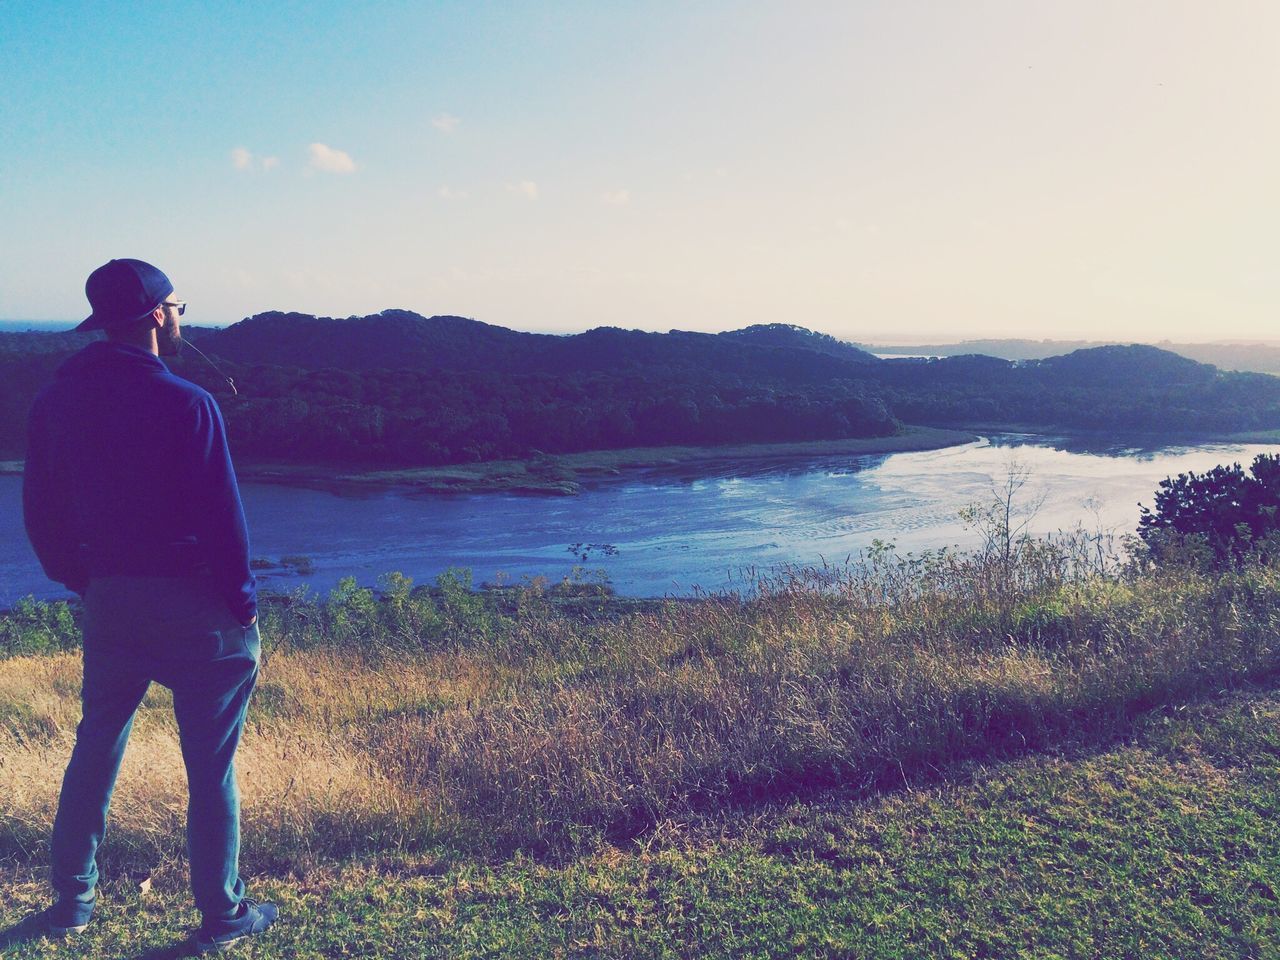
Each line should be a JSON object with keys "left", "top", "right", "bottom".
{"left": 363, "top": 531, "right": 1280, "bottom": 852}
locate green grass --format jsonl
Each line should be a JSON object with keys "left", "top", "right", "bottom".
{"left": 3, "top": 686, "right": 1277, "bottom": 958}
{"left": 6, "top": 525, "right": 1280, "bottom": 957}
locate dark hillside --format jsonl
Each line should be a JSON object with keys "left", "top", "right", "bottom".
{"left": 200, "top": 312, "right": 882, "bottom": 385}
{"left": 0, "top": 325, "right": 218, "bottom": 357}
{"left": 1033, "top": 344, "right": 1213, "bottom": 386}
{"left": 0, "top": 330, "right": 95, "bottom": 355}
{"left": 903, "top": 353, "right": 1013, "bottom": 382}
{"left": 0, "top": 314, "right": 900, "bottom": 464}
{"left": 721, "top": 323, "right": 880, "bottom": 363}
{"left": 3, "top": 323, "right": 1279, "bottom": 466}
{"left": 200, "top": 310, "right": 554, "bottom": 372}
{"left": 869, "top": 336, "right": 1280, "bottom": 375}
{"left": 869, "top": 338, "right": 1100, "bottom": 361}
{"left": 874, "top": 344, "right": 1280, "bottom": 432}
{"left": 546, "top": 327, "right": 878, "bottom": 382}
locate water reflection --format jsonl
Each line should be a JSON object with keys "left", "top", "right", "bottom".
{"left": 2, "top": 433, "right": 1277, "bottom": 603}
{"left": 612, "top": 451, "right": 894, "bottom": 486}
{"left": 986, "top": 430, "right": 1258, "bottom": 460}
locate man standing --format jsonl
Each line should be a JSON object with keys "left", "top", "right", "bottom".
{"left": 22, "top": 258, "right": 278, "bottom": 950}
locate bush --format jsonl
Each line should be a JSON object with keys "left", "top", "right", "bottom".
{"left": 0, "top": 596, "right": 81, "bottom": 659}
{"left": 1138, "top": 454, "right": 1280, "bottom": 567}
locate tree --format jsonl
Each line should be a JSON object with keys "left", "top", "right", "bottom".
{"left": 1138, "top": 454, "right": 1280, "bottom": 565}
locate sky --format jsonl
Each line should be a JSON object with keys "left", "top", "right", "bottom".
{"left": 1, "top": 1, "right": 1277, "bottom": 342}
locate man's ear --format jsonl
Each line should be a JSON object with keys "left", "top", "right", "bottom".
{"left": 150, "top": 306, "right": 166, "bottom": 328}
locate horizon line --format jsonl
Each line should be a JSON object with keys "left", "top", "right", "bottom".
{"left": 4, "top": 316, "right": 1280, "bottom": 349}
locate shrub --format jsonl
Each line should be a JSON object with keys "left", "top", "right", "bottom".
{"left": 1138, "top": 453, "right": 1280, "bottom": 567}
{"left": 0, "top": 596, "right": 81, "bottom": 659}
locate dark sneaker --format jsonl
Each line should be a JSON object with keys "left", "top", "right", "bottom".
{"left": 194, "top": 898, "right": 279, "bottom": 952}
{"left": 41, "top": 894, "right": 95, "bottom": 935}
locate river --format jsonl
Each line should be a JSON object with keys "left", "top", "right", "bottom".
{"left": 2, "top": 433, "right": 1275, "bottom": 603}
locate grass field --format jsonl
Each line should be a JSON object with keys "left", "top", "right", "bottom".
{"left": 3, "top": 529, "right": 1279, "bottom": 957}
{"left": 3, "top": 689, "right": 1276, "bottom": 958}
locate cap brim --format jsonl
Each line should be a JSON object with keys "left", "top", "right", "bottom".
{"left": 76, "top": 304, "right": 161, "bottom": 332}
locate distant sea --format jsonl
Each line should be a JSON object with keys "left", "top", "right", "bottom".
{"left": 0, "top": 320, "right": 77, "bottom": 332}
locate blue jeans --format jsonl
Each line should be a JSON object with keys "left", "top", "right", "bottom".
{"left": 50, "top": 576, "right": 260, "bottom": 922}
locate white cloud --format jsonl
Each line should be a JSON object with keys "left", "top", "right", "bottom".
{"left": 232, "top": 147, "right": 280, "bottom": 172}
{"left": 308, "top": 142, "right": 357, "bottom": 174}
{"left": 437, "top": 185, "right": 469, "bottom": 200}
{"left": 432, "top": 112, "right": 460, "bottom": 134}
{"left": 601, "top": 188, "right": 631, "bottom": 206}
{"left": 507, "top": 180, "right": 539, "bottom": 200}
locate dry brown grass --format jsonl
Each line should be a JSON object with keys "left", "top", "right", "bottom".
{"left": 4, "top": 538, "right": 1280, "bottom": 879}
{"left": 0, "top": 648, "right": 435, "bottom": 882}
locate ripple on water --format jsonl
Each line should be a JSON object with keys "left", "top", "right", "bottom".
{"left": 5, "top": 437, "right": 1280, "bottom": 602}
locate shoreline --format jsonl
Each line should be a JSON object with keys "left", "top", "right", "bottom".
{"left": 949, "top": 422, "right": 1280, "bottom": 445}
{"left": 5, "top": 425, "right": 1274, "bottom": 496}
{"left": 231, "top": 426, "right": 978, "bottom": 496}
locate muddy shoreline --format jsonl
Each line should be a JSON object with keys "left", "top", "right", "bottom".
{"left": 229, "top": 426, "right": 978, "bottom": 496}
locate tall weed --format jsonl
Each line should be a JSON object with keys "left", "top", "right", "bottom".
{"left": 4, "top": 534, "right": 1280, "bottom": 864}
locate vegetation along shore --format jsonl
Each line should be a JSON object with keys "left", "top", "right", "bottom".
{"left": 0, "top": 427, "right": 974, "bottom": 496}
{"left": 232, "top": 426, "right": 976, "bottom": 495}
{"left": 8, "top": 316, "right": 1280, "bottom": 478}
{"left": 4, "top": 503, "right": 1280, "bottom": 955}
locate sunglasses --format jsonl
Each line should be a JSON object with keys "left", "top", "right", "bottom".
{"left": 161, "top": 300, "right": 187, "bottom": 316}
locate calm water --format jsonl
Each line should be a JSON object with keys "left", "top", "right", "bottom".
{"left": 2, "top": 434, "right": 1276, "bottom": 603}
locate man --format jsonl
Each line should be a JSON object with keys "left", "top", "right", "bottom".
{"left": 22, "top": 258, "right": 278, "bottom": 950}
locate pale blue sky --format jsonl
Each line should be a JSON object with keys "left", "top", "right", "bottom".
{"left": 2, "top": 1, "right": 1277, "bottom": 341}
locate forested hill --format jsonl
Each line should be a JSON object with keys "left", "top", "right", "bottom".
{"left": 202, "top": 311, "right": 549, "bottom": 372}
{"left": 2, "top": 313, "right": 1279, "bottom": 468}
{"left": 198, "top": 310, "right": 881, "bottom": 380}
{"left": 869, "top": 337, "right": 1280, "bottom": 375}
{"left": 872, "top": 344, "right": 1280, "bottom": 431}
{"left": 718, "top": 323, "right": 881, "bottom": 363}
{"left": 1033, "top": 344, "right": 1212, "bottom": 385}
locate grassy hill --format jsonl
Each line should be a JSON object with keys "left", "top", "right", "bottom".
{"left": 3, "top": 528, "right": 1280, "bottom": 956}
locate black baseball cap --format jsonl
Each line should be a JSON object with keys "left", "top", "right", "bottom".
{"left": 77, "top": 258, "right": 174, "bottom": 332}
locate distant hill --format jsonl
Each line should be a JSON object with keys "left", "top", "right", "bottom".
{"left": 0, "top": 324, "right": 218, "bottom": 356}
{"left": 869, "top": 338, "right": 1280, "bottom": 375}
{"left": 202, "top": 310, "right": 550, "bottom": 372}
{"left": 720, "top": 323, "right": 880, "bottom": 363}
{"left": 198, "top": 310, "right": 882, "bottom": 383}
{"left": 2, "top": 314, "right": 1278, "bottom": 467}
{"left": 868, "top": 343, "right": 1280, "bottom": 434}
{"left": 868, "top": 339, "right": 1101, "bottom": 361}
{"left": 0, "top": 330, "right": 95, "bottom": 355}
{"left": 1150, "top": 341, "right": 1280, "bottom": 375}
{"left": 1032, "top": 344, "right": 1214, "bottom": 386}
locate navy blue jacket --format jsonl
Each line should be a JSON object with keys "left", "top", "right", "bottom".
{"left": 23, "top": 341, "right": 257, "bottom": 624}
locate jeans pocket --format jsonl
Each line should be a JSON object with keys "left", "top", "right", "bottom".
{"left": 217, "top": 620, "right": 261, "bottom": 662}
{"left": 242, "top": 620, "right": 262, "bottom": 661}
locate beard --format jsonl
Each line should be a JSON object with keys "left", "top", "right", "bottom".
{"left": 158, "top": 312, "right": 183, "bottom": 357}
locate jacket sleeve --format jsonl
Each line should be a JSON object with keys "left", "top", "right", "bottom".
{"left": 22, "top": 397, "right": 89, "bottom": 595}
{"left": 185, "top": 394, "right": 258, "bottom": 625}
